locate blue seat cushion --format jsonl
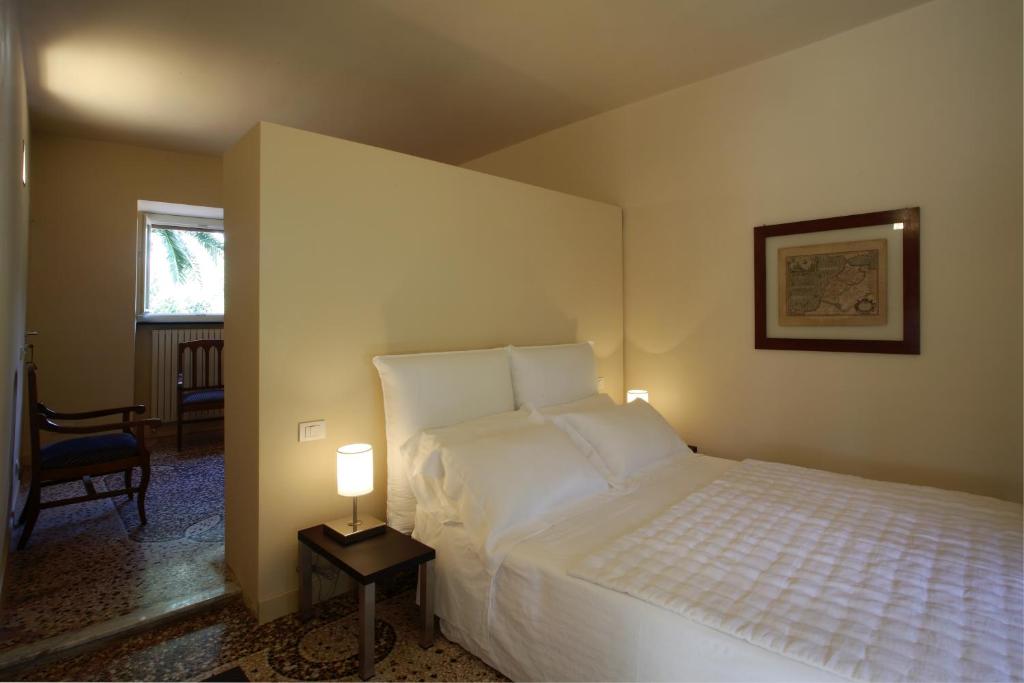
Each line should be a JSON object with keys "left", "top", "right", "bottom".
{"left": 40, "top": 432, "right": 138, "bottom": 470}
{"left": 182, "top": 388, "right": 224, "bottom": 405}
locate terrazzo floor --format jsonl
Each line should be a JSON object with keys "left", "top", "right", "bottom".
{"left": 0, "top": 431, "right": 230, "bottom": 654}
{"left": 4, "top": 574, "right": 506, "bottom": 682}
{"left": 0, "top": 431, "right": 506, "bottom": 682}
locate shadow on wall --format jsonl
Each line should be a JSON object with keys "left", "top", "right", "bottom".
{"left": 368, "top": 268, "right": 582, "bottom": 500}
{"left": 626, "top": 331, "right": 1018, "bottom": 501}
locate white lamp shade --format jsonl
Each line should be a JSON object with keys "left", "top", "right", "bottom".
{"left": 337, "top": 443, "right": 374, "bottom": 497}
{"left": 626, "top": 389, "right": 649, "bottom": 403}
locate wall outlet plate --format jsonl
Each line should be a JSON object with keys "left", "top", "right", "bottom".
{"left": 298, "top": 419, "right": 326, "bottom": 442}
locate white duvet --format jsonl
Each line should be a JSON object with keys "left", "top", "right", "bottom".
{"left": 420, "top": 454, "right": 845, "bottom": 682}
{"left": 571, "top": 459, "right": 1024, "bottom": 682}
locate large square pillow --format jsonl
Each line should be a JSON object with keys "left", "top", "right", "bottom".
{"left": 553, "top": 399, "right": 688, "bottom": 485}
{"left": 429, "top": 422, "right": 608, "bottom": 555}
{"left": 373, "top": 347, "right": 515, "bottom": 531}
{"left": 536, "top": 392, "right": 614, "bottom": 417}
{"left": 402, "top": 408, "right": 538, "bottom": 518}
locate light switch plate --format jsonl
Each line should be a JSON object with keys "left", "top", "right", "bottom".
{"left": 298, "top": 419, "right": 326, "bottom": 442}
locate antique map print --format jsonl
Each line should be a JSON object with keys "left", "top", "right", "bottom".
{"left": 778, "top": 239, "right": 887, "bottom": 326}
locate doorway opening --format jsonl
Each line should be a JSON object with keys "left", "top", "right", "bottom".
{"left": 0, "top": 201, "right": 234, "bottom": 669}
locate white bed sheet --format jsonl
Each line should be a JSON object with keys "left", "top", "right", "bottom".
{"left": 414, "top": 453, "right": 846, "bottom": 682}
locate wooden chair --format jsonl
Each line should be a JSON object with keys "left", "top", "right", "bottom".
{"left": 20, "top": 364, "right": 161, "bottom": 549}
{"left": 176, "top": 339, "right": 224, "bottom": 451}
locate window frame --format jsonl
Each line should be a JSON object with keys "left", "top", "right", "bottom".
{"left": 136, "top": 212, "right": 225, "bottom": 323}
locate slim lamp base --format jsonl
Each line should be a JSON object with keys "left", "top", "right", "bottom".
{"left": 324, "top": 515, "right": 386, "bottom": 545}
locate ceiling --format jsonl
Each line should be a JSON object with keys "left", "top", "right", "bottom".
{"left": 19, "top": 0, "right": 928, "bottom": 164}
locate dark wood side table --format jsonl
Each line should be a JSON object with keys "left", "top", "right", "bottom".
{"left": 298, "top": 525, "right": 436, "bottom": 680}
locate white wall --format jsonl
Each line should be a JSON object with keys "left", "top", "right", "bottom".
{"left": 467, "top": 0, "right": 1023, "bottom": 501}
{"left": 223, "top": 123, "right": 623, "bottom": 620}
{"left": 0, "top": 0, "right": 30, "bottom": 583}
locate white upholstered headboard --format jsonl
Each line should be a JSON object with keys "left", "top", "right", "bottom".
{"left": 372, "top": 342, "right": 598, "bottom": 532}
{"left": 372, "top": 347, "right": 515, "bottom": 532}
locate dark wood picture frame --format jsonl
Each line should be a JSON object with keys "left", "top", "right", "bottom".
{"left": 754, "top": 207, "right": 920, "bottom": 354}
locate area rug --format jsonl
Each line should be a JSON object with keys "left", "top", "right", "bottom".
{"left": 0, "top": 434, "right": 228, "bottom": 652}
{"left": 102, "top": 441, "right": 224, "bottom": 543}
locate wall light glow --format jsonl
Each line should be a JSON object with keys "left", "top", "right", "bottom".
{"left": 626, "top": 389, "right": 649, "bottom": 403}
{"left": 21, "top": 140, "right": 26, "bottom": 186}
{"left": 40, "top": 42, "right": 163, "bottom": 123}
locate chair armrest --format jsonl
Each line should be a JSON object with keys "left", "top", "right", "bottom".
{"left": 40, "top": 405, "right": 146, "bottom": 420}
{"left": 41, "top": 417, "right": 162, "bottom": 435}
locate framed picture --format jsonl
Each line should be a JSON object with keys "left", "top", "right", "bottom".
{"left": 754, "top": 207, "right": 919, "bottom": 354}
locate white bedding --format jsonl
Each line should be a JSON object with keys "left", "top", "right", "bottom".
{"left": 415, "top": 453, "right": 848, "bottom": 681}
{"left": 571, "top": 460, "right": 1024, "bottom": 682}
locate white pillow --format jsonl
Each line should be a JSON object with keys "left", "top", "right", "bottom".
{"left": 437, "top": 423, "right": 607, "bottom": 554}
{"left": 402, "top": 408, "right": 538, "bottom": 518}
{"left": 509, "top": 342, "right": 598, "bottom": 409}
{"left": 373, "top": 347, "right": 515, "bottom": 532}
{"left": 534, "top": 393, "right": 615, "bottom": 465}
{"left": 535, "top": 392, "right": 614, "bottom": 417}
{"left": 553, "top": 399, "right": 688, "bottom": 485}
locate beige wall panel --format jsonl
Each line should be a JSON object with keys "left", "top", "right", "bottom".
{"left": 467, "top": 0, "right": 1023, "bottom": 502}
{"left": 223, "top": 126, "right": 262, "bottom": 609}
{"left": 238, "top": 123, "right": 622, "bottom": 617}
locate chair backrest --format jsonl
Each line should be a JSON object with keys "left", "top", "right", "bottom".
{"left": 25, "top": 364, "right": 42, "bottom": 464}
{"left": 178, "top": 339, "right": 224, "bottom": 391}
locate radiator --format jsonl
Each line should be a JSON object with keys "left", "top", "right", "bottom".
{"left": 150, "top": 327, "right": 224, "bottom": 422}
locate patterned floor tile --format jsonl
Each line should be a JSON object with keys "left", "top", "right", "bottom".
{"left": 0, "top": 433, "right": 228, "bottom": 651}
{"left": 7, "top": 576, "right": 505, "bottom": 682}
{"left": 1, "top": 431, "right": 506, "bottom": 682}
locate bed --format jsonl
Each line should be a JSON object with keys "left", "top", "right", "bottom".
{"left": 374, "top": 344, "right": 1024, "bottom": 682}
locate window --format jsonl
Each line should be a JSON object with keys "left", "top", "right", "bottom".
{"left": 141, "top": 213, "right": 224, "bottom": 320}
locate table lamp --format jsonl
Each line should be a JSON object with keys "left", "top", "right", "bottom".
{"left": 626, "top": 389, "right": 649, "bottom": 403}
{"left": 325, "top": 443, "right": 385, "bottom": 544}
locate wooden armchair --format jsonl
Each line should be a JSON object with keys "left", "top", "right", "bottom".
{"left": 20, "top": 364, "right": 161, "bottom": 549}
{"left": 176, "top": 339, "right": 224, "bottom": 451}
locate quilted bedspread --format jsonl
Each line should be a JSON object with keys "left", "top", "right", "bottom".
{"left": 570, "top": 460, "right": 1023, "bottom": 682}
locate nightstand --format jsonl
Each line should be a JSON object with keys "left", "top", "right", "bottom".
{"left": 298, "top": 525, "right": 436, "bottom": 680}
